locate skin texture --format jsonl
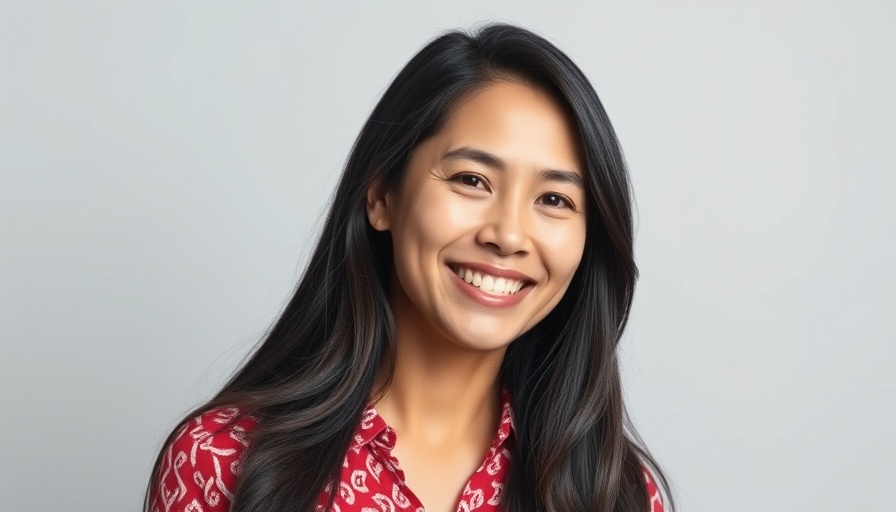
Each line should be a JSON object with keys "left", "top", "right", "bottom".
{"left": 366, "top": 80, "right": 587, "bottom": 512}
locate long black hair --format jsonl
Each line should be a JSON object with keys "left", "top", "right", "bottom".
{"left": 145, "top": 22, "right": 672, "bottom": 512}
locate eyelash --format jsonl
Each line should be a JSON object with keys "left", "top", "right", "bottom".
{"left": 452, "top": 173, "right": 487, "bottom": 190}
{"left": 537, "top": 193, "right": 576, "bottom": 211}
{"left": 449, "top": 173, "right": 578, "bottom": 212}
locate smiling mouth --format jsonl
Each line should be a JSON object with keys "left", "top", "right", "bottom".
{"left": 449, "top": 265, "right": 532, "bottom": 295}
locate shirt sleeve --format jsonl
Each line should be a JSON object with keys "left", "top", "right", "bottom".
{"left": 642, "top": 465, "right": 665, "bottom": 512}
{"left": 148, "top": 407, "right": 256, "bottom": 512}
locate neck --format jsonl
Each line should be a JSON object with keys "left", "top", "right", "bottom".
{"left": 376, "top": 340, "right": 504, "bottom": 436}
{"left": 372, "top": 284, "right": 506, "bottom": 443}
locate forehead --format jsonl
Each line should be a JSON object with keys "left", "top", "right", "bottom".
{"left": 432, "top": 81, "right": 584, "bottom": 176}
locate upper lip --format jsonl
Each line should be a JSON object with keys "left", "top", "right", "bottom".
{"left": 448, "top": 261, "right": 535, "bottom": 283}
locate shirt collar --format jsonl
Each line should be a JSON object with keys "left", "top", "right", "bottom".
{"left": 352, "top": 389, "right": 515, "bottom": 453}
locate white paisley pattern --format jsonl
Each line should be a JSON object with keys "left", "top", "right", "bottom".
{"left": 149, "top": 408, "right": 254, "bottom": 512}
{"left": 314, "top": 391, "right": 515, "bottom": 512}
{"left": 149, "top": 394, "right": 664, "bottom": 511}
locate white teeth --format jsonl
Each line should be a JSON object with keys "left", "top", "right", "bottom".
{"left": 451, "top": 266, "right": 526, "bottom": 295}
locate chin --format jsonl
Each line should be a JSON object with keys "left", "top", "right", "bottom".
{"left": 446, "top": 328, "right": 521, "bottom": 353}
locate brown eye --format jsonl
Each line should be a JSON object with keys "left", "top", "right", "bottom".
{"left": 539, "top": 193, "right": 575, "bottom": 210}
{"left": 452, "top": 174, "right": 487, "bottom": 189}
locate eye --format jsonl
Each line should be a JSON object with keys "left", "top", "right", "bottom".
{"left": 451, "top": 173, "right": 488, "bottom": 190}
{"left": 538, "top": 193, "right": 576, "bottom": 211}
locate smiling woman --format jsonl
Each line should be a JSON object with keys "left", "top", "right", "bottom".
{"left": 145, "top": 23, "right": 671, "bottom": 512}
{"left": 368, "top": 82, "right": 587, "bottom": 355}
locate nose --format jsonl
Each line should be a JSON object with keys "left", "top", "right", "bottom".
{"left": 474, "top": 197, "right": 533, "bottom": 256}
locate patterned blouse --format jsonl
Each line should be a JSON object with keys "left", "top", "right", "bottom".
{"left": 148, "top": 393, "right": 664, "bottom": 512}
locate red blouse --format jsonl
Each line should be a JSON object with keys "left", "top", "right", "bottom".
{"left": 148, "top": 396, "right": 664, "bottom": 512}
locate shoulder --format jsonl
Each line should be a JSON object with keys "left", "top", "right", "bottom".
{"left": 148, "top": 407, "right": 258, "bottom": 512}
{"left": 642, "top": 464, "right": 666, "bottom": 512}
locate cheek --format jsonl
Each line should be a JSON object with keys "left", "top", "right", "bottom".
{"left": 388, "top": 195, "right": 461, "bottom": 290}
{"left": 394, "top": 190, "right": 482, "bottom": 251}
{"left": 543, "top": 223, "right": 587, "bottom": 279}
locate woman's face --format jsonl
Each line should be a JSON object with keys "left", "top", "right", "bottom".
{"left": 367, "top": 80, "right": 587, "bottom": 353}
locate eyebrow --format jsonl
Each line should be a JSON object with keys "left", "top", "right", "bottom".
{"left": 441, "top": 146, "right": 584, "bottom": 189}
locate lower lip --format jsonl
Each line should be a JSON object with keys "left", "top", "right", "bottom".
{"left": 448, "top": 267, "right": 532, "bottom": 307}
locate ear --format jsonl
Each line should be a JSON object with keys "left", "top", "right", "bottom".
{"left": 366, "top": 179, "right": 392, "bottom": 232}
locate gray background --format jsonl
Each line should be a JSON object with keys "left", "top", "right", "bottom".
{"left": 2, "top": 1, "right": 894, "bottom": 511}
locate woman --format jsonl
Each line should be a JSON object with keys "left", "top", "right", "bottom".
{"left": 145, "top": 23, "right": 671, "bottom": 512}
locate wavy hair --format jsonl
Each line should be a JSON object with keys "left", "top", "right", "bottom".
{"left": 145, "top": 22, "right": 672, "bottom": 512}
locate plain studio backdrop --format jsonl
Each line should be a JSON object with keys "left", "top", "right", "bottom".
{"left": 1, "top": 1, "right": 894, "bottom": 511}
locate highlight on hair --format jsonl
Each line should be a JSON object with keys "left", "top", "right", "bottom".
{"left": 145, "top": 22, "right": 672, "bottom": 512}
